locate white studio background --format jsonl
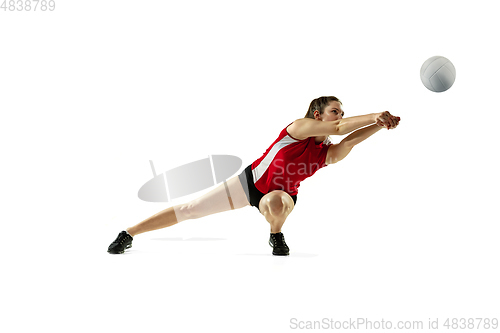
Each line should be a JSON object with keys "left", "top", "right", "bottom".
{"left": 1, "top": 1, "right": 499, "bottom": 332}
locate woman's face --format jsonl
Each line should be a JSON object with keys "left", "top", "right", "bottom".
{"left": 314, "top": 101, "right": 344, "bottom": 121}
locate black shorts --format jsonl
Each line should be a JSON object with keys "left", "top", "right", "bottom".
{"left": 238, "top": 164, "right": 297, "bottom": 212}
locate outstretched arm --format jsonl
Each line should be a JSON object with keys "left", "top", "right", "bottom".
{"left": 336, "top": 111, "right": 398, "bottom": 135}
{"left": 336, "top": 113, "right": 378, "bottom": 135}
{"left": 343, "top": 124, "right": 383, "bottom": 148}
{"left": 325, "top": 125, "right": 381, "bottom": 165}
{"left": 346, "top": 113, "right": 400, "bottom": 147}
{"left": 325, "top": 115, "right": 400, "bottom": 165}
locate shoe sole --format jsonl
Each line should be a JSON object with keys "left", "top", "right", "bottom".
{"left": 107, "top": 244, "right": 132, "bottom": 254}
{"left": 269, "top": 240, "right": 289, "bottom": 255}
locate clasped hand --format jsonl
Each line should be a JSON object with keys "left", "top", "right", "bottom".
{"left": 376, "top": 111, "right": 400, "bottom": 130}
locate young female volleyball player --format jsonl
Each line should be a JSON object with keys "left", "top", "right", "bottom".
{"left": 107, "top": 96, "right": 400, "bottom": 255}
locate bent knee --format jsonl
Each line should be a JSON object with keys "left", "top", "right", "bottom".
{"left": 264, "top": 194, "right": 293, "bottom": 217}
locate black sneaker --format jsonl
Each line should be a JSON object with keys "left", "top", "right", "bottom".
{"left": 107, "top": 231, "right": 133, "bottom": 254}
{"left": 269, "top": 232, "right": 289, "bottom": 256}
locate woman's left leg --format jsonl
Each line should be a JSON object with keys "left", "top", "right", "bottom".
{"left": 126, "top": 175, "right": 250, "bottom": 237}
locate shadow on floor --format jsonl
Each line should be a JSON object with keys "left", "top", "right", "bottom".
{"left": 236, "top": 253, "right": 318, "bottom": 257}
{"left": 149, "top": 237, "right": 227, "bottom": 241}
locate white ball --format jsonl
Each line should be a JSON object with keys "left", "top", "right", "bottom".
{"left": 420, "top": 56, "right": 456, "bottom": 92}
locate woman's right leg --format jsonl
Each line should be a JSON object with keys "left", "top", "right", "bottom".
{"left": 126, "top": 175, "right": 250, "bottom": 236}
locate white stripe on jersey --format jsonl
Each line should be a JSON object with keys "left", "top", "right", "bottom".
{"left": 252, "top": 134, "right": 299, "bottom": 183}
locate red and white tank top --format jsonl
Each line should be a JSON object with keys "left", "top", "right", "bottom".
{"left": 250, "top": 121, "right": 332, "bottom": 196}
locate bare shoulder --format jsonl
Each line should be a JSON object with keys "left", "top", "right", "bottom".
{"left": 286, "top": 119, "right": 311, "bottom": 140}
{"left": 287, "top": 118, "right": 339, "bottom": 140}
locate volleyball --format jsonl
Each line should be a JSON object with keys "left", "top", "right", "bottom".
{"left": 420, "top": 56, "right": 456, "bottom": 92}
